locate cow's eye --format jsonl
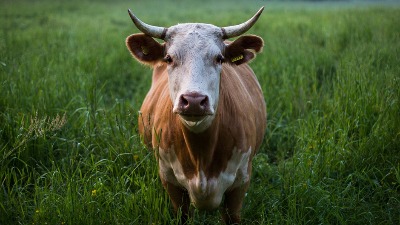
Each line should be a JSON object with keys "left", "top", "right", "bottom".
{"left": 164, "top": 54, "right": 173, "bottom": 64}
{"left": 216, "top": 54, "right": 225, "bottom": 64}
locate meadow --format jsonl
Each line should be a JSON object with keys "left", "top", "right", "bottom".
{"left": 1, "top": 0, "right": 399, "bottom": 224}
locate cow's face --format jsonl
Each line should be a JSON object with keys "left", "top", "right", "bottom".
{"left": 126, "top": 12, "right": 263, "bottom": 133}
{"left": 163, "top": 24, "right": 224, "bottom": 132}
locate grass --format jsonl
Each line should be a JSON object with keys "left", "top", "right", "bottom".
{"left": 1, "top": 0, "right": 399, "bottom": 224}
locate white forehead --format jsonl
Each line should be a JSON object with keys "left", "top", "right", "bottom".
{"left": 165, "top": 23, "right": 224, "bottom": 56}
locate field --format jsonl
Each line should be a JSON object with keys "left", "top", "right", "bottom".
{"left": 1, "top": 0, "right": 400, "bottom": 224}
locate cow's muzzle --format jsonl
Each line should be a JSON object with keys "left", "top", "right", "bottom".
{"left": 174, "top": 92, "right": 213, "bottom": 120}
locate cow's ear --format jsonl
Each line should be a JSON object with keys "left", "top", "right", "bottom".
{"left": 224, "top": 35, "right": 263, "bottom": 65}
{"left": 126, "top": 34, "right": 165, "bottom": 66}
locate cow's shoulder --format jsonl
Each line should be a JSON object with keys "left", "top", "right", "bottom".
{"left": 219, "top": 64, "right": 266, "bottom": 151}
{"left": 138, "top": 64, "right": 170, "bottom": 148}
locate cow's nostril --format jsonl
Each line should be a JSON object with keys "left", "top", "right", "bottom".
{"left": 180, "top": 95, "right": 189, "bottom": 107}
{"left": 200, "top": 96, "right": 208, "bottom": 107}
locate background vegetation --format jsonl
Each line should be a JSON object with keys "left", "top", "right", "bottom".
{"left": 1, "top": 0, "right": 399, "bottom": 224}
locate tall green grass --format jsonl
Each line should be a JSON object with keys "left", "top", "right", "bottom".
{"left": 1, "top": 0, "right": 399, "bottom": 224}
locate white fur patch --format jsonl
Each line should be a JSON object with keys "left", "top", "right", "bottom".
{"left": 165, "top": 24, "right": 223, "bottom": 131}
{"left": 158, "top": 146, "right": 251, "bottom": 209}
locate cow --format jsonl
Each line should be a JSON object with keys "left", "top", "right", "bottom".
{"left": 126, "top": 7, "right": 267, "bottom": 224}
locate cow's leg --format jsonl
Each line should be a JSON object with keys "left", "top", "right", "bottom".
{"left": 160, "top": 178, "right": 191, "bottom": 224}
{"left": 220, "top": 181, "right": 250, "bottom": 225}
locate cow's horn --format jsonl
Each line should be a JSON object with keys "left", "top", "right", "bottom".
{"left": 221, "top": 6, "right": 264, "bottom": 39}
{"left": 128, "top": 9, "right": 168, "bottom": 40}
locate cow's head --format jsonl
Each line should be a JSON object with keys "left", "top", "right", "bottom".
{"left": 126, "top": 7, "right": 264, "bottom": 133}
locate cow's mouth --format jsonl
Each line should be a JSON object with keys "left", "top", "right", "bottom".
{"left": 176, "top": 110, "right": 215, "bottom": 132}
{"left": 179, "top": 115, "right": 209, "bottom": 127}
{"left": 179, "top": 112, "right": 213, "bottom": 119}
{"left": 180, "top": 114, "right": 208, "bottom": 122}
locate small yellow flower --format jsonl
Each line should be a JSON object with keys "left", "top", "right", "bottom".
{"left": 133, "top": 155, "right": 139, "bottom": 161}
{"left": 91, "top": 189, "right": 97, "bottom": 197}
{"left": 35, "top": 209, "right": 40, "bottom": 213}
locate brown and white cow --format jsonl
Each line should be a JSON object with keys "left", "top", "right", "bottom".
{"left": 126, "top": 7, "right": 266, "bottom": 224}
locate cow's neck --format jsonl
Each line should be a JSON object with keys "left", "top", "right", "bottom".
{"left": 179, "top": 115, "right": 221, "bottom": 175}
